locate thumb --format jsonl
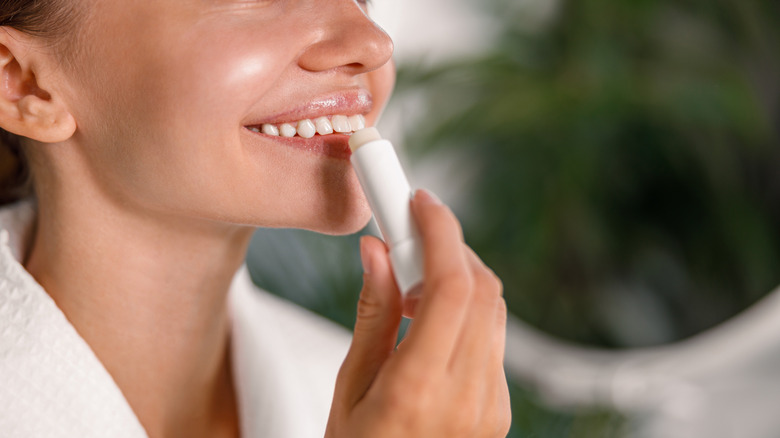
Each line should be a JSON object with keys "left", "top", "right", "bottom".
{"left": 335, "top": 235, "right": 402, "bottom": 409}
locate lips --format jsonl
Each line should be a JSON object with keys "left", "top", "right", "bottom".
{"left": 243, "top": 88, "right": 373, "bottom": 127}
{"left": 244, "top": 132, "right": 353, "bottom": 160}
{"left": 242, "top": 89, "right": 372, "bottom": 159}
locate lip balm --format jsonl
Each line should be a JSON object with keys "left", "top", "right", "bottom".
{"left": 349, "top": 127, "right": 424, "bottom": 295}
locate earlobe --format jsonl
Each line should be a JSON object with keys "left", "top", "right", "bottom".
{"left": 0, "top": 29, "right": 76, "bottom": 144}
{"left": 15, "top": 93, "right": 77, "bottom": 143}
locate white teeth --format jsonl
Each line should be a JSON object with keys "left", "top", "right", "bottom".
{"left": 297, "top": 119, "right": 316, "bottom": 139}
{"left": 280, "top": 123, "right": 297, "bottom": 138}
{"left": 252, "top": 114, "right": 366, "bottom": 138}
{"left": 349, "top": 114, "right": 365, "bottom": 131}
{"left": 331, "top": 115, "right": 351, "bottom": 133}
{"left": 262, "top": 124, "right": 279, "bottom": 136}
{"left": 314, "top": 117, "right": 333, "bottom": 135}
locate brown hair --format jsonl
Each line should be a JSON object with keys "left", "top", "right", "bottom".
{"left": 0, "top": 0, "right": 80, "bottom": 205}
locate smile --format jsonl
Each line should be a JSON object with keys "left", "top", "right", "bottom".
{"left": 247, "top": 114, "right": 366, "bottom": 139}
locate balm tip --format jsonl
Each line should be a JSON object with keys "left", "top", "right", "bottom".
{"left": 349, "top": 127, "right": 382, "bottom": 152}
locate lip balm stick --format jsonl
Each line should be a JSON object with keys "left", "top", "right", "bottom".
{"left": 349, "top": 127, "right": 424, "bottom": 295}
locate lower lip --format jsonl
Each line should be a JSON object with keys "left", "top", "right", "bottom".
{"left": 245, "top": 128, "right": 352, "bottom": 160}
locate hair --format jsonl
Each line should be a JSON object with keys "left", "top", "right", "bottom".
{"left": 0, "top": 0, "right": 81, "bottom": 206}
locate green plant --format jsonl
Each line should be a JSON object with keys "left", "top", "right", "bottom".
{"left": 396, "top": 0, "right": 780, "bottom": 347}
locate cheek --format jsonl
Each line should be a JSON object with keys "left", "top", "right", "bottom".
{"left": 72, "top": 30, "right": 280, "bottom": 195}
{"left": 364, "top": 60, "right": 397, "bottom": 125}
{"left": 135, "top": 39, "right": 279, "bottom": 139}
{"left": 64, "top": 13, "right": 376, "bottom": 232}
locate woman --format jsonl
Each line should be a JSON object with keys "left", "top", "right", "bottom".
{"left": 0, "top": 0, "right": 510, "bottom": 437}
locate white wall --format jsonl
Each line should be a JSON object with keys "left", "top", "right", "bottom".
{"left": 370, "top": 0, "right": 497, "bottom": 64}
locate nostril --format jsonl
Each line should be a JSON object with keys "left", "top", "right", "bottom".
{"left": 344, "top": 62, "right": 366, "bottom": 71}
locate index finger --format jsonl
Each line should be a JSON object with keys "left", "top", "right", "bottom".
{"left": 396, "top": 190, "right": 474, "bottom": 369}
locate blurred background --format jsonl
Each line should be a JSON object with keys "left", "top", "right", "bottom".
{"left": 247, "top": 0, "right": 780, "bottom": 436}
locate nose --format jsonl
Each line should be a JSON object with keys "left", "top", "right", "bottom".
{"left": 297, "top": 1, "right": 394, "bottom": 75}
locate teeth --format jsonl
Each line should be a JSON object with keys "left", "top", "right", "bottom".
{"left": 297, "top": 119, "right": 316, "bottom": 138}
{"left": 250, "top": 114, "right": 366, "bottom": 138}
{"left": 314, "top": 117, "right": 333, "bottom": 135}
{"left": 279, "top": 123, "right": 296, "bottom": 138}
{"left": 349, "top": 115, "right": 365, "bottom": 131}
{"left": 331, "top": 115, "right": 351, "bottom": 133}
{"left": 262, "top": 124, "right": 279, "bottom": 136}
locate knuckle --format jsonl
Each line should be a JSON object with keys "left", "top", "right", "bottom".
{"left": 478, "top": 271, "right": 503, "bottom": 297}
{"left": 465, "top": 247, "right": 503, "bottom": 297}
{"left": 491, "top": 271, "right": 504, "bottom": 296}
{"left": 472, "top": 273, "right": 505, "bottom": 311}
{"left": 496, "top": 297, "right": 508, "bottom": 322}
{"left": 495, "top": 299, "right": 507, "bottom": 334}
{"left": 478, "top": 266, "right": 503, "bottom": 296}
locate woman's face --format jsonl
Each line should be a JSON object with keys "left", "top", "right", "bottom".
{"left": 56, "top": 0, "right": 394, "bottom": 233}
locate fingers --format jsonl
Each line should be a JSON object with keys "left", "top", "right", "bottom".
{"left": 339, "top": 190, "right": 510, "bottom": 437}
{"left": 335, "top": 235, "right": 403, "bottom": 409}
{"left": 482, "top": 367, "right": 512, "bottom": 438}
{"left": 400, "top": 191, "right": 509, "bottom": 435}
{"left": 449, "top": 248, "right": 509, "bottom": 437}
{"left": 449, "top": 248, "right": 504, "bottom": 376}
{"left": 397, "top": 190, "right": 473, "bottom": 368}
{"left": 486, "top": 301, "right": 511, "bottom": 438}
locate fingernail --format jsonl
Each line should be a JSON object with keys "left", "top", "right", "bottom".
{"left": 415, "top": 189, "right": 442, "bottom": 205}
{"left": 359, "top": 236, "right": 373, "bottom": 275}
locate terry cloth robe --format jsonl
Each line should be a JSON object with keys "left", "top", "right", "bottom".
{"left": 0, "top": 201, "right": 352, "bottom": 438}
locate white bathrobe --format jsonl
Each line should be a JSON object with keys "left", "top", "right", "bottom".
{"left": 0, "top": 201, "right": 352, "bottom": 438}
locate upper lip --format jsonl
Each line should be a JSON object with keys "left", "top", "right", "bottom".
{"left": 244, "top": 88, "right": 373, "bottom": 126}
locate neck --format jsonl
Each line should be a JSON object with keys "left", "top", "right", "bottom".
{"left": 25, "top": 187, "right": 251, "bottom": 438}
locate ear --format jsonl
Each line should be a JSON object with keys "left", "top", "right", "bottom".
{"left": 0, "top": 28, "right": 76, "bottom": 143}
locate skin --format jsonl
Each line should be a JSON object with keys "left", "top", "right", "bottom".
{"left": 0, "top": 0, "right": 510, "bottom": 437}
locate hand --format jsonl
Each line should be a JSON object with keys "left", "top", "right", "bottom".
{"left": 325, "top": 190, "right": 511, "bottom": 438}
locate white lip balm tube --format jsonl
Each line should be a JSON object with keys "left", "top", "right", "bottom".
{"left": 349, "top": 127, "right": 424, "bottom": 295}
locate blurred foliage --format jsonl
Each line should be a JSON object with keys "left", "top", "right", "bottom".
{"left": 248, "top": 228, "right": 365, "bottom": 329}
{"left": 507, "top": 379, "right": 626, "bottom": 437}
{"left": 395, "top": 0, "right": 780, "bottom": 348}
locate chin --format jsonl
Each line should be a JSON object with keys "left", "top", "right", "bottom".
{"left": 289, "top": 170, "right": 374, "bottom": 235}
{"left": 305, "top": 202, "right": 373, "bottom": 236}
